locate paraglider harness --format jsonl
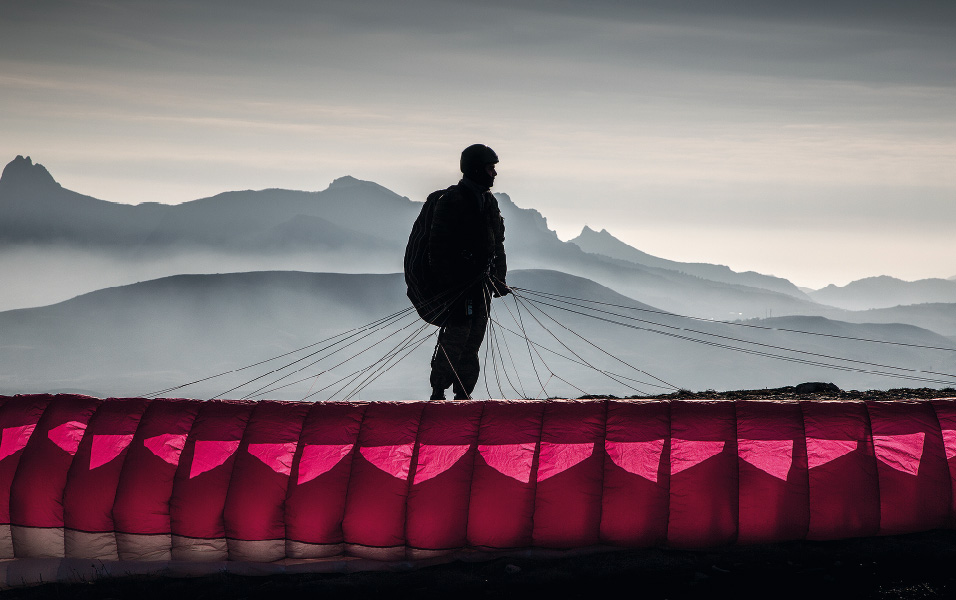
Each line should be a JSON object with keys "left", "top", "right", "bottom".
{"left": 404, "top": 186, "right": 498, "bottom": 325}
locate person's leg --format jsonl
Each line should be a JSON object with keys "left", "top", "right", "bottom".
{"left": 452, "top": 316, "right": 487, "bottom": 399}
{"left": 430, "top": 321, "right": 471, "bottom": 399}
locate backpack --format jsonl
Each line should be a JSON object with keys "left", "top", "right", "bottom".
{"left": 404, "top": 187, "right": 453, "bottom": 325}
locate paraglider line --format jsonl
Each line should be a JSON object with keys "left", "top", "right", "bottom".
{"left": 513, "top": 287, "right": 956, "bottom": 353}
{"left": 510, "top": 292, "right": 652, "bottom": 396}
{"left": 142, "top": 306, "right": 415, "bottom": 398}
{"left": 487, "top": 317, "right": 674, "bottom": 390}
{"left": 340, "top": 320, "right": 435, "bottom": 402}
{"left": 508, "top": 289, "right": 549, "bottom": 398}
{"left": 517, "top": 295, "right": 956, "bottom": 386}
{"left": 233, "top": 310, "right": 422, "bottom": 400}
{"left": 519, "top": 293, "right": 956, "bottom": 381}
{"left": 485, "top": 283, "right": 523, "bottom": 399}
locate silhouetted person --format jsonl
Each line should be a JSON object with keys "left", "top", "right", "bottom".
{"left": 405, "top": 144, "right": 508, "bottom": 400}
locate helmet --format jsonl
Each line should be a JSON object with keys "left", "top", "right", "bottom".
{"left": 460, "top": 144, "right": 498, "bottom": 175}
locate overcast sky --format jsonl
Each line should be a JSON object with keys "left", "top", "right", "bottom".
{"left": 2, "top": 0, "right": 954, "bottom": 288}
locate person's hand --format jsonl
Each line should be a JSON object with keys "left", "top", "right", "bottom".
{"left": 491, "top": 283, "right": 511, "bottom": 298}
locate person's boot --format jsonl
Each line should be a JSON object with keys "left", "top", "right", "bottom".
{"left": 452, "top": 388, "right": 470, "bottom": 400}
{"left": 430, "top": 387, "right": 446, "bottom": 400}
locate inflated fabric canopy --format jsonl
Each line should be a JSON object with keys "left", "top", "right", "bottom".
{"left": 2, "top": 394, "right": 956, "bottom": 577}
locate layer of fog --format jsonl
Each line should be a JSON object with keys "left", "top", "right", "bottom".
{"left": 0, "top": 244, "right": 400, "bottom": 312}
{"left": 2, "top": 270, "right": 953, "bottom": 400}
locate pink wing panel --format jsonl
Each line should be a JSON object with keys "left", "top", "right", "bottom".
{"left": 169, "top": 401, "right": 253, "bottom": 540}
{"left": 601, "top": 400, "right": 669, "bottom": 546}
{"left": 4, "top": 395, "right": 955, "bottom": 567}
{"left": 63, "top": 398, "right": 150, "bottom": 534}
{"left": 406, "top": 401, "right": 483, "bottom": 553}
{"left": 736, "top": 400, "right": 809, "bottom": 543}
{"left": 341, "top": 402, "right": 424, "bottom": 552}
{"left": 224, "top": 401, "right": 309, "bottom": 542}
{"left": 931, "top": 399, "right": 956, "bottom": 525}
{"left": 466, "top": 401, "right": 544, "bottom": 549}
{"left": 113, "top": 399, "right": 202, "bottom": 536}
{"left": 867, "top": 400, "right": 949, "bottom": 535}
{"left": 532, "top": 401, "right": 605, "bottom": 548}
{"left": 10, "top": 395, "right": 101, "bottom": 529}
{"left": 0, "top": 396, "right": 52, "bottom": 527}
{"left": 801, "top": 400, "right": 879, "bottom": 540}
{"left": 667, "top": 400, "right": 738, "bottom": 548}
{"left": 285, "top": 402, "right": 366, "bottom": 546}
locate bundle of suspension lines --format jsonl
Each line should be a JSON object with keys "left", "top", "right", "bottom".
{"left": 143, "top": 279, "right": 956, "bottom": 402}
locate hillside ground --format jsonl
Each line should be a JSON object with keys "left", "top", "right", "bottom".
{"left": 5, "top": 531, "right": 956, "bottom": 599}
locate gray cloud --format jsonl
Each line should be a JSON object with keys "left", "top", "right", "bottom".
{"left": 1, "top": 0, "right": 953, "bottom": 286}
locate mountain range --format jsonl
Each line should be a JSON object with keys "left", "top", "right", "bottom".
{"left": 1, "top": 154, "right": 954, "bottom": 396}
{"left": 568, "top": 225, "right": 805, "bottom": 299}
{"left": 808, "top": 276, "right": 956, "bottom": 311}
{"left": 1, "top": 155, "right": 827, "bottom": 320}
{"left": 5, "top": 155, "right": 950, "bottom": 317}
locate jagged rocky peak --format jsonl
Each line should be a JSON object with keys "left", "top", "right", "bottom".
{"left": 579, "top": 225, "right": 610, "bottom": 237}
{"left": 572, "top": 226, "right": 619, "bottom": 245}
{"left": 0, "top": 155, "right": 60, "bottom": 188}
{"left": 495, "top": 192, "right": 555, "bottom": 235}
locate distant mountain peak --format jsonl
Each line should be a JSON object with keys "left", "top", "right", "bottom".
{"left": 0, "top": 155, "right": 60, "bottom": 189}
{"left": 818, "top": 275, "right": 906, "bottom": 292}
{"left": 328, "top": 175, "right": 388, "bottom": 191}
{"left": 325, "top": 175, "right": 407, "bottom": 201}
{"left": 578, "top": 225, "right": 613, "bottom": 238}
{"left": 328, "top": 175, "right": 362, "bottom": 188}
{"left": 571, "top": 225, "right": 651, "bottom": 257}
{"left": 808, "top": 274, "right": 956, "bottom": 310}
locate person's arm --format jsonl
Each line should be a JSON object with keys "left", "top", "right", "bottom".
{"left": 488, "top": 195, "right": 509, "bottom": 296}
